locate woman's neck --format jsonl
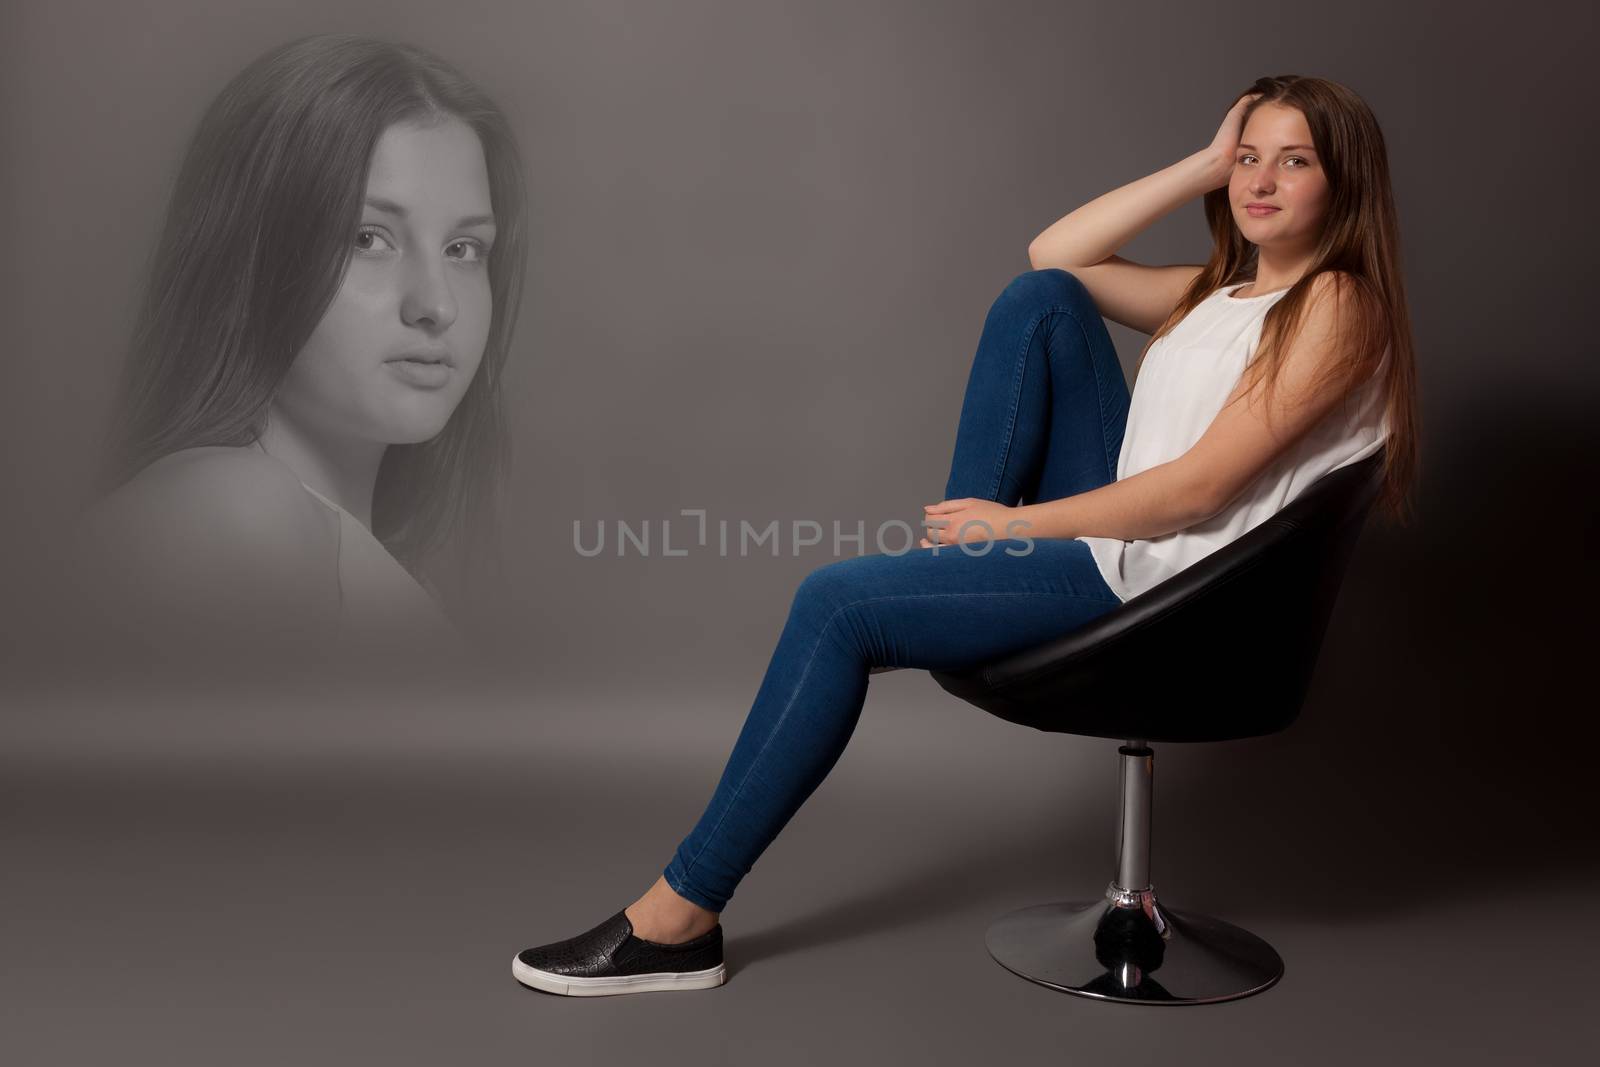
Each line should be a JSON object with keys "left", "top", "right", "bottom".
{"left": 257, "top": 404, "right": 386, "bottom": 530}
{"left": 1249, "top": 244, "right": 1318, "bottom": 295}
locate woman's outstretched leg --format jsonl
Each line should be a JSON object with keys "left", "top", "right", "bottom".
{"left": 659, "top": 538, "right": 1120, "bottom": 918}
{"left": 514, "top": 269, "right": 1136, "bottom": 989}
{"left": 654, "top": 270, "right": 1134, "bottom": 919}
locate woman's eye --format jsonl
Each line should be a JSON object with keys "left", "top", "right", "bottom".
{"left": 354, "top": 227, "right": 396, "bottom": 253}
{"left": 1237, "top": 154, "right": 1308, "bottom": 168}
{"left": 445, "top": 238, "right": 489, "bottom": 263}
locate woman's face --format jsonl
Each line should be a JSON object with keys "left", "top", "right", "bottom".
{"left": 1229, "top": 102, "right": 1330, "bottom": 255}
{"left": 276, "top": 117, "right": 496, "bottom": 446}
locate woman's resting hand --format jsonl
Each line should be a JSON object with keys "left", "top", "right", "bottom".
{"left": 920, "top": 498, "right": 1030, "bottom": 548}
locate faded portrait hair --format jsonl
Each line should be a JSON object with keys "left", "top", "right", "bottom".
{"left": 100, "top": 33, "right": 528, "bottom": 582}
{"left": 1139, "top": 74, "right": 1420, "bottom": 526}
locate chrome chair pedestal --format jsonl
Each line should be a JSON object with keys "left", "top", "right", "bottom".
{"left": 983, "top": 742, "right": 1283, "bottom": 1004}
{"left": 985, "top": 884, "right": 1283, "bottom": 1004}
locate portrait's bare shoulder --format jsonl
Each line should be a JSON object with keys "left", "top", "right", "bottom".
{"left": 81, "top": 446, "right": 339, "bottom": 623}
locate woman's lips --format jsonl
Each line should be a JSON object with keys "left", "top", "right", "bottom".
{"left": 385, "top": 358, "right": 451, "bottom": 390}
{"left": 1246, "top": 204, "right": 1281, "bottom": 217}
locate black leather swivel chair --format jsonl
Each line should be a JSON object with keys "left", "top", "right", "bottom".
{"left": 931, "top": 448, "right": 1387, "bottom": 1004}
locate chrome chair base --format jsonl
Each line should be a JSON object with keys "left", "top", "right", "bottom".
{"left": 985, "top": 886, "right": 1283, "bottom": 1004}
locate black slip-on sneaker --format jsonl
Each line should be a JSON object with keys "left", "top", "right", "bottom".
{"left": 512, "top": 909, "right": 727, "bottom": 996}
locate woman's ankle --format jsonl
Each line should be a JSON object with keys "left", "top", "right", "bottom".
{"left": 626, "top": 877, "right": 720, "bottom": 943}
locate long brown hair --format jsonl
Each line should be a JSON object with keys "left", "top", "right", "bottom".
{"left": 99, "top": 34, "right": 528, "bottom": 586}
{"left": 1141, "top": 75, "right": 1419, "bottom": 525}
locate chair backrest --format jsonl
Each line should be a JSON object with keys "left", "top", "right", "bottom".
{"left": 932, "top": 448, "right": 1388, "bottom": 743}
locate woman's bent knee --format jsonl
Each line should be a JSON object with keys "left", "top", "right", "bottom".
{"left": 993, "top": 268, "right": 1092, "bottom": 318}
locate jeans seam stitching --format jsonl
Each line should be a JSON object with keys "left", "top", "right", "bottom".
{"left": 988, "top": 312, "right": 1044, "bottom": 501}
{"left": 1008, "top": 300, "right": 1123, "bottom": 496}
{"left": 1047, "top": 302, "right": 1122, "bottom": 480}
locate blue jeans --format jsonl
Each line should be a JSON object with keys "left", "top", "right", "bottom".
{"left": 662, "top": 270, "right": 1133, "bottom": 913}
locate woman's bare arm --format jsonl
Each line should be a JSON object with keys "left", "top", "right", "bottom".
{"left": 1026, "top": 93, "right": 1260, "bottom": 271}
{"left": 1026, "top": 150, "right": 1228, "bottom": 272}
{"left": 1014, "top": 460, "right": 1214, "bottom": 541}
{"left": 1025, "top": 95, "right": 1261, "bottom": 336}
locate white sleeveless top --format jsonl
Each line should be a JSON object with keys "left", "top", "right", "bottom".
{"left": 1077, "top": 281, "right": 1390, "bottom": 603}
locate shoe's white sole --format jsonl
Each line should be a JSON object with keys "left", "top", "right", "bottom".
{"left": 511, "top": 955, "right": 727, "bottom": 996}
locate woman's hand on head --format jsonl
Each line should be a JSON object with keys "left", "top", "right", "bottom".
{"left": 1203, "top": 92, "right": 1264, "bottom": 188}
{"left": 920, "top": 498, "right": 1024, "bottom": 548}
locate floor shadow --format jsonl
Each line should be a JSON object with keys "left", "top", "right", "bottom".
{"left": 728, "top": 811, "right": 1110, "bottom": 972}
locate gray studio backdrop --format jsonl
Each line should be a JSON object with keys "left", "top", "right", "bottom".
{"left": 1, "top": 0, "right": 1593, "bottom": 800}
